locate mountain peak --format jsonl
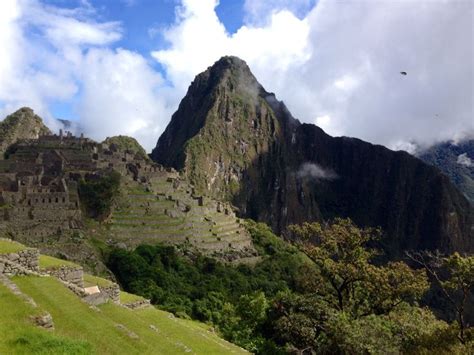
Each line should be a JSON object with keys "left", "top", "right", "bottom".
{"left": 213, "top": 55, "right": 250, "bottom": 70}
{"left": 151, "top": 54, "right": 292, "bottom": 174}
{"left": 152, "top": 58, "right": 473, "bottom": 257}
{"left": 0, "top": 107, "right": 51, "bottom": 158}
{"left": 189, "top": 55, "right": 265, "bottom": 100}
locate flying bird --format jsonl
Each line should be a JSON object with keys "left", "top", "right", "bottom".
{"left": 400, "top": 71, "right": 407, "bottom": 75}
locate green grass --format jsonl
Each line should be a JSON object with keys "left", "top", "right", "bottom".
{"left": 39, "top": 255, "right": 79, "bottom": 270}
{"left": 120, "top": 291, "right": 145, "bottom": 304}
{"left": 126, "top": 188, "right": 152, "bottom": 195}
{"left": 83, "top": 274, "right": 113, "bottom": 288}
{"left": 0, "top": 283, "right": 92, "bottom": 354}
{"left": 11, "top": 276, "right": 247, "bottom": 354}
{"left": 0, "top": 239, "right": 28, "bottom": 254}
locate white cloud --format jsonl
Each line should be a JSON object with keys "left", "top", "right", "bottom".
{"left": 297, "top": 162, "right": 338, "bottom": 181}
{"left": 0, "top": 0, "right": 472, "bottom": 154}
{"left": 457, "top": 153, "right": 473, "bottom": 167}
{"left": 152, "top": 0, "right": 311, "bottom": 102}
{"left": 78, "top": 48, "right": 171, "bottom": 150}
{"left": 272, "top": 0, "right": 473, "bottom": 149}
{"left": 0, "top": 0, "right": 121, "bottom": 128}
{"left": 0, "top": 0, "right": 171, "bottom": 150}
{"left": 391, "top": 141, "right": 419, "bottom": 155}
{"left": 243, "top": 0, "right": 314, "bottom": 24}
{"left": 152, "top": 0, "right": 473, "bottom": 151}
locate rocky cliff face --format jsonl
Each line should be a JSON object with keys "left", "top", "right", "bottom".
{"left": 152, "top": 56, "right": 474, "bottom": 257}
{"left": 417, "top": 139, "right": 474, "bottom": 204}
{"left": 0, "top": 107, "right": 51, "bottom": 158}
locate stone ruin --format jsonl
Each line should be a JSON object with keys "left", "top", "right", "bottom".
{"left": 0, "top": 238, "right": 148, "bottom": 308}
{"left": 0, "top": 129, "right": 259, "bottom": 263}
{"left": 0, "top": 129, "right": 176, "bottom": 244}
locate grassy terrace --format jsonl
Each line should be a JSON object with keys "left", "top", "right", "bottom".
{"left": 83, "top": 274, "right": 113, "bottom": 288}
{"left": 9, "top": 276, "right": 246, "bottom": 354}
{"left": 120, "top": 291, "right": 146, "bottom": 304}
{"left": 39, "top": 255, "right": 79, "bottom": 270}
{"left": 0, "top": 239, "right": 28, "bottom": 254}
{"left": 0, "top": 283, "right": 91, "bottom": 354}
{"left": 112, "top": 214, "right": 182, "bottom": 221}
{"left": 111, "top": 221, "right": 186, "bottom": 228}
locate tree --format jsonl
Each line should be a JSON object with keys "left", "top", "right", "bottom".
{"left": 289, "top": 218, "right": 428, "bottom": 317}
{"left": 78, "top": 170, "right": 121, "bottom": 220}
{"left": 407, "top": 251, "right": 474, "bottom": 344}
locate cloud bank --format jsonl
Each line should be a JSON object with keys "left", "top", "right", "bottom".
{"left": 0, "top": 0, "right": 172, "bottom": 149}
{"left": 296, "top": 162, "right": 338, "bottom": 181}
{"left": 0, "top": 0, "right": 472, "bottom": 152}
{"left": 457, "top": 153, "right": 473, "bottom": 168}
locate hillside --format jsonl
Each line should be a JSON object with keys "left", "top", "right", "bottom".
{"left": 0, "top": 239, "right": 246, "bottom": 354}
{"left": 151, "top": 56, "right": 474, "bottom": 257}
{"left": 103, "top": 136, "right": 150, "bottom": 161}
{"left": 0, "top": 113, "right": 257, "bottom": 267}
{"left": 417, "top": 139, "right": 474, "bottom": 204}
{"left": 0, "top": 107, "right": 51, "bottom": 158}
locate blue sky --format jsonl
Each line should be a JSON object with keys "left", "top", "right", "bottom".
{"left": 87, "top": 0, "right": 246, "bottom": 57}
{"left": 36, "top": 0, "right": 315, "bottom": 121}
{"left": 0, "top": 0, "right": 471, "bottom": 151}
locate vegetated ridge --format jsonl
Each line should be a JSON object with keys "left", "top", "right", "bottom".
{"left": 151, "top": 56, "right": 474, "bottom": 257}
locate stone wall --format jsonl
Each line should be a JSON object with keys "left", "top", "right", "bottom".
{"left": 0, "top": 248, "right": 39, "bottom": 275}
{"left": 98, "top": 283, "right": 120, "bottom": 304}
{"left": 123, "top": 299, "right": 151, "bottom": 310}
{"left": 46, "top": 266, "right": 84, "bottom": 288}
{"left": 83, "top": 292, "right": 109, "bottom": 306}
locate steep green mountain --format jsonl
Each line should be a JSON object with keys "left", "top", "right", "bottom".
{"left": 417, "top": 139, "right": 474, "bottom": 204}
{"left": 0, "top": 107, "right": 51, "bottom": 158}
{"left": 152, "top": 56, "right": 474, "bottom": 257}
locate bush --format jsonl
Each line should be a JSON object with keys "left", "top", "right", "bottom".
{"left": 78, "top": 171, "right": 120, "bottom": 220}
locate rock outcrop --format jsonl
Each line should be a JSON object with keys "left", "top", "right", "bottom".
{"left": 152, "top": 56, "right": 474, "bottom": 257}
{"left": 0, "top": 107, "right": 51, "bottom": 158}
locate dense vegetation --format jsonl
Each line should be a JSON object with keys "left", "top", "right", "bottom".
{"left": 78, "top": 171, "right": 121, "bottom": 220}
{"left": 108, "top": 219, "right": 473, "bottom": 354}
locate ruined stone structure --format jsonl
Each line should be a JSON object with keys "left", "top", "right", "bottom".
{"left": 0, "top": 238, "right": 125, "bottom": 306}
{"left": 0, "top": 130, "right": 158, "bottom": 241}
{"left": 0, "top": 247, "right": 39, "bottom": 275}
{"left": 0, "top": 132, "right": 87, "bottom": 240}
{"left": 46, "top": 265, "right": 84, "bottom": 288}
{"left": 0, "top": 128, "right": 258, "bottom": 262}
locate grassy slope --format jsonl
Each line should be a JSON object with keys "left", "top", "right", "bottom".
{"left": 0, "top": 240, "right": 28, "bottom": 254}
{"left": 11, "top": 276, "right": 246, "bottom": 354}
{"left": 83, "top": 274, "right": 113, "bottom": 287}
{"left": 120, "top": 291, "right": 145, "bottom": 304}
{"left": 0, "top": 283, "right": 91, "bottom": 354}
{"left": 39, "top": 255, "right": 79, "bottom": 270}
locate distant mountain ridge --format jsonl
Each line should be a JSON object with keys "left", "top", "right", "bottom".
{"left": 152, "top": 56, "right": 474, "bottom": 257}
{"left": 417, "top": 139, "right": 474, "bottom": 204}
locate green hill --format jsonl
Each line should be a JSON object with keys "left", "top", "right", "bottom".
{"left": 0, "top": 239, "right": 247, "bottom": 354}
{"left": 103, "top": 136, "right": 150, "bottom": 161}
